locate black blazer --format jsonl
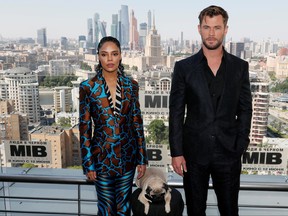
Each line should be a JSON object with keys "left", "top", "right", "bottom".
{"left": 169, "top": 48, "right": 252, "bottom": 164}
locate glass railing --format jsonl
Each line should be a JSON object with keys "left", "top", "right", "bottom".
{"left": 0, "top": 168, "right": 288, "bottom": 216}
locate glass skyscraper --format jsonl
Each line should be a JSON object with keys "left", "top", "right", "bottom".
{"left": 120, "top": 5, "right": 129, "bottom": 46}
{"left": 37, "top": 28, "right": 47, "bottom": 47}
{"left": 111, "top": 14, "right": 118, "bottom": 39}
{"left": 139, "top": 23, "right": 147, "bottom": 50}
{"left": 94, "top": 13, "right": 100, "bottom": 48}
{"left": 147, "top": 10, "right": 152, "bottom": 33}
{"left": 87, "top": 18, "right": 93, "bottom": 48}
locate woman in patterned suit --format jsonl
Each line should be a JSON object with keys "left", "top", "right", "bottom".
{"left": 79, "top": 36, "right": 147, "bottom": 216}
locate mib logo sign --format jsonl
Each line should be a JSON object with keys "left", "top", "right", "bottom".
{"left": 242, "top": 147, "right": 288, "bottom": 173}
{"left": 243, "top": 152, "right": 282, "bottom": 164}
{"left": 4, "top": 140, "right": 52, "bottom": 164}
{"left": 147, "top": 149, "right": 162, "bottom": 161}
{"left": 145, "top": 95, "right": 169, "bottom": 108}
{"left": 146, "top": 144, "right": 169, "bottom": 171}
{"left": 10, "top": 145, "right": 47, "bottom": 157}
{"left": 139, "top": 91, "right": 170, "bottom": 115}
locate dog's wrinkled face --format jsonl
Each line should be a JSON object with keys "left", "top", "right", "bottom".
{"left": 144, "top": 180, "right": 169, "bottom": 202}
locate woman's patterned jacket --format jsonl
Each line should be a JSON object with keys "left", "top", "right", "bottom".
{"left": 79, "top": 70, "right": 147, "bottom": 176}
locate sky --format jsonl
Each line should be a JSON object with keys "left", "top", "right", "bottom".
{"left": 0, "top": 0, "right": 287, "bottom": 43}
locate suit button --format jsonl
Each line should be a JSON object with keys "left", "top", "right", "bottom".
{"left": 211, "top": 135, "right": 215, "bottom": 139}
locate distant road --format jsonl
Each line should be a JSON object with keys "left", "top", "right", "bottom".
{"left": 39, "top": 88, "right": 54, "bottom": 94}
{"left": 268, "top": 111, "right": 288, "bottom": 138}
{"left": 269, "top": 113, "right": 288, "bottom": 125}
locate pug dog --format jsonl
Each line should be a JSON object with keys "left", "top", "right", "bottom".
{"left": 135, "top": 167, "right": 172, "bottom": 215}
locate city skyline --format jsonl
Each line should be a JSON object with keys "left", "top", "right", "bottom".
{"left": 0, "top": 0, "right": 287, "bottom": 43}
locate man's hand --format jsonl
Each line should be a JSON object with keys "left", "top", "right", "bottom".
{"left": 172, "top": 156, "right": 187, "bottom": 177}
{"left": 136, "top": 164, "right": 146, "bottom": 179}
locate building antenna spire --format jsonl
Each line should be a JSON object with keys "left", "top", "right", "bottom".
{"left": 153, "top": 10, "right": 155, "bottom": 30}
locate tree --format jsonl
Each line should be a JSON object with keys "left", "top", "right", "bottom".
{"left": 40, "top": 75, "right": 78, "bottom": 87}
{"left": 268, "top": 72, "right": 276, "bottom": 81}
{"left": 270, "top": 78, "right": 288, "bottom": 92}
{"left": 22, "top": 163, "right": 36, "bottom": 168}
{"left": 123, "top": 64, "right": 130, "bottom": 70}
{"left": 55, "top": 117, "right": 71, "bottom": 127}
{"left": 146, "top": 119, "right": 168, "bottom": 144}
{"left": 131, "top": 66, "right": 138, "bottom": 71}
{"left": 161, "top": 126, "right": 169, "bottom": 144}
{"left": 80, "top": 62, "right": 92, "bottom": 71}
{"left": 67, "top": 165, "right": 82, "bottom": 169}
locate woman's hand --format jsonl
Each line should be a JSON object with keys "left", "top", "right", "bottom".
{"left": 136, "top": 164, "right": 146, "bottom": 179}
{"left": 86, "top": 171, "right": 97, "bottom": 181}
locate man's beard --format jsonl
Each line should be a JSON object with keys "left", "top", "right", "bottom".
{"left": 202, "top": 37, "right": 223, "bottom": 50}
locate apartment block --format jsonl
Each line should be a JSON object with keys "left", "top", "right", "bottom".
{"left": 3, "top": 67, "right": 40, "bottom": 123}
{"left": 53, "top": 86, "right": 72, "bottom": 113}
{"left": 250, "top": 78, "right": 270, "bottom": 146}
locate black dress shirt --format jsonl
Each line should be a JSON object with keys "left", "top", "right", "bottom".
{"left": 201, "top": 56, "right": 225, "bottom": 113}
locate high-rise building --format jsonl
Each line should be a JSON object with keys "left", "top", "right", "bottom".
{"left": 65, "top": 126, "right": 81, "bottom": 167}
{"left": 145, "top": 13, "right": 162, "bottom": 66}
{"left": 139, "top": 23, "right": 147, "bottom": 50}
{"left": 129, "top": 10, "right": 139, "bottom": 50}
{"left": 111, "top": 14, "right": 118, "bottom": 39}
{"left": 272, "top": 43, "right": 279, "bottom": 54}
{"left": 0, "top": 100, "right": 28, "bottom": 143}
{"left": 98, "top": 21, "right": 107, "bottom": 38}
{"left": 60, "top": 37, "right": 68, "bottom": 50}
{"left": 78, "top": 35, "right": 86, "bottom": 42}
{"left": 49, "top": 60, "right": 72, "bottom": 76}
{"left": 94, "top": 13, "right": 100, "bottom": 48}
{"left": 4, "top": 67, "right": 40, "bottom": 123}
{"left": 180, "top": 32, "right": 184, "bottom": 49}
{"left": 0, "top": 100, "right": 14, "bottom": 114}
{"left": 261, "top": 41, "right": 270, "bottom": 55}
{"left": 120, "top": 5, "right": 129, "bottom": 46}
{"left": 0, "top": 80, "right": 9, "bottom": 99}
{"left": 275, "top": 55, "right": 288, "bottom": 78}
{"left": 229, "top": 42, "right": 245, "bottom": 58}
{"left": 37, "top": 28, "right": 47, "bottom": 47}
{"left": 0, "top": 113, "right": 29, "bottom": 143}
{"left": 87, "top": 18, "right": 93, "bottom": 48}
{"left": 249, "top": 75, "right": 270, "bottom": 146}
{"left": 70, "top": 78, "right": 84, "bottom": 113}
{"left": 78, "top": 35, "right": 86, "bottom": 50}
{"left": 147, "top": 10, "right": 152, "bottom": 32}
{"left": 117, "top": 18, "right": 122, "bottom": 44}
{"left": 29, "top": 126, "right": 67, "bottom": 168}
{"left": 243, "top": 50, "right": 253, "bottom": 59}
{"left": 53, "top": 86, "right": 72, "bottom": 113}
{"left": 28, "top": 125, "right": 81, "bottom": 168}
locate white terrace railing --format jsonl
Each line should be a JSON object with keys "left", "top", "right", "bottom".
{"left": 0, "top": 168, "right": 288, "bottom": 216}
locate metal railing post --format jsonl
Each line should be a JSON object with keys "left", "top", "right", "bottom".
{"left": 78, "top": 184, "right": 81, "bottom": 216}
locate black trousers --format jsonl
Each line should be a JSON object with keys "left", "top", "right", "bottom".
{"left": 184, "top": 146, "right": 242, "bottom": 216}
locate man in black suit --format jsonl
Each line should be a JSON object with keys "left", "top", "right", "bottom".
{"left": 169, "top": 5, "right": 252, "bottom": 216}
